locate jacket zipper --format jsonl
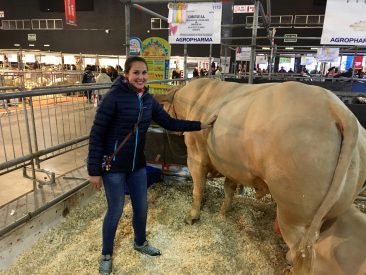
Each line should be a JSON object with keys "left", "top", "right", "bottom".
{"left": 132, "top": 95, "right": 143, "bottom": 171}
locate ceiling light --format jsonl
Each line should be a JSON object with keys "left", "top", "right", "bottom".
{"left": 285, "top": 47, "right": 294, "bottom": 50}
{"left": 29, "top": 44, "right": 35, "bottom": 47}
{"left": 262, "top": 47, "right": 270, "bottom": 50}
{"left": 44, "top": 44, "right": 50, "bottom": 47}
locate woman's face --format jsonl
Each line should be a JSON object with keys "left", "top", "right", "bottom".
{"left": 125, "top": 61, "right": 148, "bottom": 90}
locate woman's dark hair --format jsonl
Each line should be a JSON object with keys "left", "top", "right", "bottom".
{"left": 124, "top": 56, "right": 148, "bottom": 73}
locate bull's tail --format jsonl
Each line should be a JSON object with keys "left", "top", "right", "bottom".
{"left": 293, "top": 103, "right": 359, "bottom": 274}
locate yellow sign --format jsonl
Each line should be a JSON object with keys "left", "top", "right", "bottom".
{"left": 141, "top": 37, "right": 171, "bottom": 81}
{"left": 148, "top": 83, "right": 172, "bottom": 94}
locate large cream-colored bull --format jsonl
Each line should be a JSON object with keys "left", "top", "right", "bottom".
{"left": 155, "top": 79, "right": 366, "bottom": 274}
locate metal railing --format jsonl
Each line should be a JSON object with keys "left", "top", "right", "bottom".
{"left": 0, "top": 78, "right": 185, "bottom": 190}
{"left": 1, "top": 76, "right": 362, "bottom": 194}
{"left": 1, "top": 70, "right": 83, "bottom": 90}
{"left": 0, "top": 83, "right": 110, "bottom": 190}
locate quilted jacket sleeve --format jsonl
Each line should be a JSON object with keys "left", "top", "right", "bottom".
{"left": 151, "top": 97, "right": 201, "bottom": 132}
{"left": 87, "top": 92, "right": 116, "bottom": 176}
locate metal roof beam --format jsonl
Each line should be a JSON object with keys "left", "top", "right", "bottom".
{"left": 132, "top": 4, "right": 168, "bottom": 22}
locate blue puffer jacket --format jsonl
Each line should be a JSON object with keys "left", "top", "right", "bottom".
{"left": 87, "top": 76, "right": 201, "bottom": 176}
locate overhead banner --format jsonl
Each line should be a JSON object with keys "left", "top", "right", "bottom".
{"left": 354, "top": 55, "right": 364, "bottom": 69}
{"left": 235, "top": 47, "right": 251, "bottom": 61}
{"left": 321, "top": 0, "right": 366, "bottom": 46}
{"left": 301, "top": 55, "right": 314, "bottom": 65}
{"left": 64, "top": 0, "right": 76, "bottom": 26}
{"left": 316, "top": 48, "right": 339, "bottom": 62}
{"left": 168, "top": 2, "right": 222, "bottom": 44}
{"left": 233, "top": 5, "right": 254, "bottom": 13}
{"left": 344, "top": 55, "right": 364, "bottom": 70}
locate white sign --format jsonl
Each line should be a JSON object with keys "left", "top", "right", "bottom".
{"left": 28, "top": 34, "right": 37, "bottom": 41}
{"left": 236, "top": 47, "right": 251, "bottom": 61}
{"left": 256, "top": 55, "right": 267, "bottom": 65}
{"left": 233, "top": 5, "right": 254, "bottom": 13}
{"left": 284, "top": 34, "right": 297, "bottom": 43}
{"left": 321, "top": 0, "right": 366, "bottom": 46}
{"left": 316, "top": 48, "right": 340, "bottom": 62}
{"left": 0, "top": 11, "right": 4, "bottom": 18}
{"left": 168, "top": 2, "right": 222, "bottom": 44}
{"left": 301, "top": 55, "right": 314, "bottom": 65}
{"left": 220, "top": 56, "right": 230, "bottom": 73}
{"left": 23, "top": 54, "right": 36, "bottom": 63}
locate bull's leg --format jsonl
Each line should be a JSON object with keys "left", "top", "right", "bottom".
{"left": 220, "top": 178, "right": 237, "bottom": 216}
{"left": 185, "top": 160, "right": 208, "bottom": 225}
{"left": 276, "top": 208, "right": 306, "bottom": 267}
{"left": 253, "top": 177, "right": 270, "bottom": 200}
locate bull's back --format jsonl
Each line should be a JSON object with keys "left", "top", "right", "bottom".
{"left": 206, "top": 81, "right": 339, "bottom": 171}
{"left": 207, "top": 81, "right": 362, "bottom": 218}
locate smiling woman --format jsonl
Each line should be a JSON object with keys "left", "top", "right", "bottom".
{"left": 124, "top": 58, "right": 148, "bottom": 91}
{"left": 87, "top": 56, "right": 217, "bottom": 274}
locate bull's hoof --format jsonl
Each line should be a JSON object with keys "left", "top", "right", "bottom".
{"left": 184, "top": 216, "right": 200, "bottom": 225}
{"left": 286, "top": 250, "right": 294, "bottom": 266}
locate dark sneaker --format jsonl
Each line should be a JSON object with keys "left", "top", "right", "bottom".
{"left": 134, "top": 241, "right": 161, "bottom": 256}
{"left": 99, "top": 254, "right": 112, "bottom": 275}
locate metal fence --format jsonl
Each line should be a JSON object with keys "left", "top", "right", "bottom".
{"left": 0, "top": 83, "right": 111, "bottom": 191}
{"left": 1, "top": 70, "right": 83, "bottom": 90}
{"left": 1, "top": 76, "right": 363, "bottom": 198}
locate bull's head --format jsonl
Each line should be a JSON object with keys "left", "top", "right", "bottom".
{"left": 154, "top": 85, "right": 182, "bottom": 118}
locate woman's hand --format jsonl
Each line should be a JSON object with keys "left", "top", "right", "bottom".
{"left": 89, "top": 176, "right": 102, "bottom": 190}
{"left": 201, "top": 114, "right": 217, "bottom": 129}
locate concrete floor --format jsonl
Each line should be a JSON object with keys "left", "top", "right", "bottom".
{"left": 0, "top": 146, "right": 89, "bottom": 236}
{"left": 0, "top": 146, "right": 88, "bottom": 206}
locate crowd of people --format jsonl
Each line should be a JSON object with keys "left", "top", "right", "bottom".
{"left": 189, "top": 64, "right": 366, "bottom": 80}
{"left": 246, "top": 65, "right": 366, "bottom": 79}
{"left": 276, "top": 66, "right": 366, "bottom": 81}
{"left": 172, "top": 63, "right": 223, "bottom": 81}
{"left": 191, "top": 64, "right": 222, "bottom": 78}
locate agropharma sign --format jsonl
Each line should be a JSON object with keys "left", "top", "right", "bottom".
{"left": 168, "top": 2, "right": 222, "bottom": 44}
{"left": 321, "top": 0, "right": 366, "bottom": 46}
{"left": 174, "top": 37, "right": 214, "bottom": 43}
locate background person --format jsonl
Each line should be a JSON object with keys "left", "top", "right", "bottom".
{"left": 87, "top": 56, "right": 216, "bottom": 275}
{"left": 192, "top": 67, "right": 199, "bottom": 78}
{"left": 106, "top": 66, "right": 118, "bottom": 81}
{"left": 95, "top": 68, "right": 112, "bottom": 101}
{"left": 326, "top": 67, "right": 336, "bottom": 77}
{"left": 82, "top": 65, "right": 95, "bottom": 103}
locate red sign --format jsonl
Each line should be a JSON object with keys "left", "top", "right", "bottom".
{"left": 354, "top": 56, "right": 364, "bottom": 70}
{"left": 64, "top": 0, "right": 76, "bottom": 26}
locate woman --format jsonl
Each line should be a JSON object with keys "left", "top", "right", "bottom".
{"left": 87, "top": 56, "right": 216, "bottom": 275}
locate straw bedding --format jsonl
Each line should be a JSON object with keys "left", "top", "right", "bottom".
{"left": 2, "top": 178, "right": 365, "bottom": 275}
